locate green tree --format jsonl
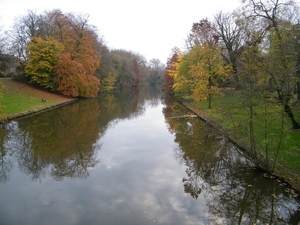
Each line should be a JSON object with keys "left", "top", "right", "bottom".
{"left": 238, "top": 42, "right": 269, "bottom": 158}
{"left": 241, "top": 0, "right": 300, "bottom": 129}
{"left": 95, "top": 45, "right": 117, "bottom": 92}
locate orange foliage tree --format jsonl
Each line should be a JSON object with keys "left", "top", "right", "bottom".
{"left": 52, "top": 12, "right": 101, "bottom": 97}
{"left": 54, "top": 52, "right": 99, "bottom": 97}
{"left": 162, "top": 47, "right": 182, "bottom": 94}
{"left": 24, "top": 10, "right": 101, "bottom": 97}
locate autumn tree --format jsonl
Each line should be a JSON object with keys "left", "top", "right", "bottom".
{"left": 174, "top": 45, "right": 231, "bottom": 108}
{"left": 162, "top": 47, "right": 182, "bottom": 94}
{"left": 25, "top": 37, "right": 64, "bottom": 90}
{"left": 53, "top": 52, "right": 98, "bottom": 97}
{"left": 186, "top": 19, "right": 219, "bottom": 49}
{"left": 134, "top": 53, "right": 148, "bottom": 85}
{"left": 62, "top": 13, "right": 101, "bottom": 76}
{"left": 174, "top": 19, "right": 232, "bottom": 108}
{"left": 8, "top": 9, "right": 163, "bottom": 95}
{"left": 11, "top": 10, "right": 101, "bottom": 97}
{"left": 50, "top": 12, "right": 101, "bottom": 97}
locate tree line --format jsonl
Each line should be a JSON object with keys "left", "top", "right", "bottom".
{"left": 0, "top": 9, "right": 165, "bottom": 97}
{"left": 162, "top": 0, "right": 300, "bottom": 171}
{"left": 163, "top": 0, "right": 300, "bottom": 129}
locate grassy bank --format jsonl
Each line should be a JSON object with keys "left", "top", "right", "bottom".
{"left": 0, "top": 78, "right": 75, "bottom": 123}
{"left": 185, "top": 90, "right": 300, "bottom": 189}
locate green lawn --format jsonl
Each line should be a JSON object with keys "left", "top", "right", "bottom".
{"left": 189, "top": 90, "right": 300, "bottom": 174}
{"left": 0, "top": 78, "right": 74, "bottom": 121}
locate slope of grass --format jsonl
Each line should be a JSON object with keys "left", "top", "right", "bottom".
{"left": 0, "top": 78, "right": 75, "bottom": 122}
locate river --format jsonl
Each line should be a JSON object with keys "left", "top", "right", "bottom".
{"left": 0, "top": 87, "right": 299, "bottom": 225}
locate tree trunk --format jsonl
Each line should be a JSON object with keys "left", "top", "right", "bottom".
{"left": 284, "top": 103, "right": 300, "bottom": 129}
{"left": 297, "top": 79, "right": 300, "bottom": 105}
{"left": 277, "top": 90, "right": 300, "bottom": 129}
{"left": 295, "top": 44, "right": 300, "bottom": 105}
{"left": 208, "top": 93, "right": 212, "bottom": 109}
{"left": 249, "top": 102, "right": 256, "bottom": 156}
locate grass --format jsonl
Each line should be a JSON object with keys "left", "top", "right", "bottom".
{"left": 0, "top": 78, "right": 75, "bottom": 122}
{"left": 188, "top": 90, "right": 300, "bottom": 178}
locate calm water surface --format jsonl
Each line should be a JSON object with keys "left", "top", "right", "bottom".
{"left": 0, "top": 88, "right": 299, "bottom": 225}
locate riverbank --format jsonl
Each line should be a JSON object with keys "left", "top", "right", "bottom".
{"left": 181, "top": 100, "right": 300, "bottom": 194}
{"left": 0, "top": 78, "right": 76, "bottom": 123}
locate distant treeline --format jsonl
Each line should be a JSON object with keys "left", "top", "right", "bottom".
{"left": 0, "top": 9, "right": 165, "bottom": 97}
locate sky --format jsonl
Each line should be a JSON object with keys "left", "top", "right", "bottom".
{"left": 0, "top": 0, "right": 241, "bottom": 63}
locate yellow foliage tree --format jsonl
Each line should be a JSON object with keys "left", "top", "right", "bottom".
{"left": 162, "top": 47, "right": 183, "bottom": 94}
{"left": 25, "top": 37, "right": 64, "bottom": 90}
{"left": 174, "top": 44, "right": 231, "bottom": 108}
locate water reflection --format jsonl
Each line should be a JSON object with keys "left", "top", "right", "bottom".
{"left": 1, "top": 88, "right": 299, "bottom": 225}
{"left": 162, "top": 96, "right": 300, "bottom": 224}
{"left": 0, "top": 124, "right": 13, "bottom": 182}
{"left": 0, "top": 87, "right": 160, "bottom": 182}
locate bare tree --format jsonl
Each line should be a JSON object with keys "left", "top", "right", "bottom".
{"left": 213, "top": 11, "right": 244, "bottom": 88}
{"left": 8, "top": 10, "right": 42, "bottom": 60}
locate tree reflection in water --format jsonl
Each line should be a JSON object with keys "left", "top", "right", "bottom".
{"left": 0, "top": 98, "right": 102, "bottom": 181}
{"left": 0, "top": 87, "right": 161, "bottom": 182}
{"left": 162, "top": 96, "right": 300, "bottom": 225}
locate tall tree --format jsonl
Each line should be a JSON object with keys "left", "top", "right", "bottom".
{"left": 8, "top": 10, "right": 42, "bottom": 61}
{"left": 213, "top": 11, "right": 244, "bottom": 88}
{"left": 54, "top": 52, "right": 87, "bottom": 97}
{"left": 148, "top": 58, "right": 165, "bottom": 86}
{"left": 241, "top": 0, "right": 300, "bottom": 129}
{"left": 238, "top": 41, "right": 269, "bottom": 157}
{"left": 186, "top": 18, "right": 219, "bottom": 49}
{"left": 175, "top": 18, "right": 232, "bottom": 108}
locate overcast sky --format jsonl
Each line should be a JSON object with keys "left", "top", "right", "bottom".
{"left": 0, "top": 0, "right": 241, "bottom": 63}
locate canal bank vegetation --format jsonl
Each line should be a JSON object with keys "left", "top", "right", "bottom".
{"left": 186, "top": 92, "right": 300, "bottom": 184}
{"left": 0, "top": 9, "right": 165, "bottom": 99}
{"left": 162, "top": 0, "right": 300, "bottom": 189}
